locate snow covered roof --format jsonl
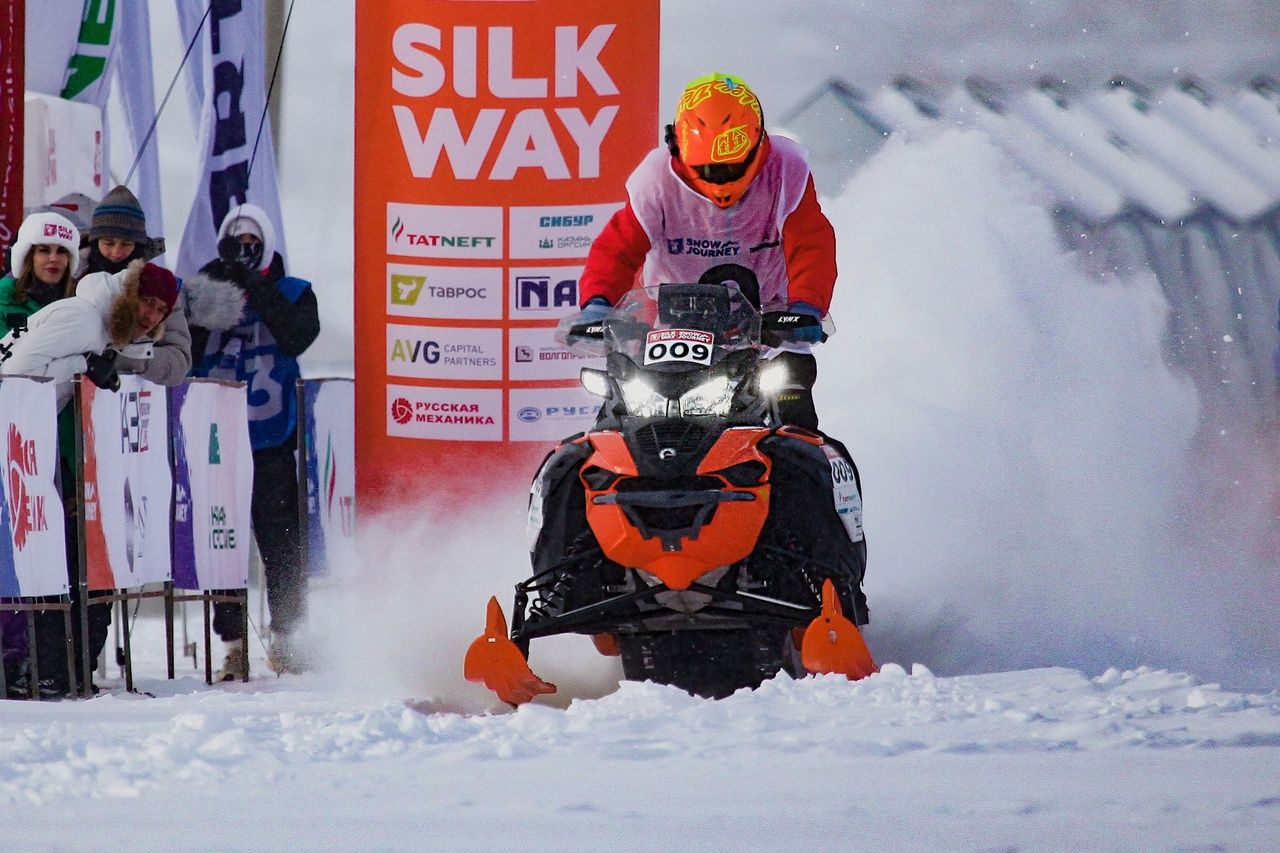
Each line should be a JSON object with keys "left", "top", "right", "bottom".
{"left": 783, "top": 75, "right": 1280, "bottom": 226}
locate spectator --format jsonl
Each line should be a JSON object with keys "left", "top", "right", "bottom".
{"left": 0, "top": 210, "right": 78, "bottom": 695}
{"left": 0, "top": 260, "right": 178, "bottom": 695}
{"left": 81, "top": 185, "right": 192, "bottom": 385}
{"left": 181, "top": 203, "right": 319, "bottom": 679}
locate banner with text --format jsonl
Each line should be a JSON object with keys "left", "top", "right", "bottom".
{"left": 0, "top": 377, "right": 68, "bottom": 598}
{"left": 80, "top": 376, "right": 173, "bottom": 590}
{"left": 170, "top": 380, "right": 253, "bottom": 592}
{"left": 175, "top": 0, "right": 287, "bottom": 278}
{"left": 0, "top": 1, "right": 23, "bottom": 256}
{"left": 354, "top": 0, "right": 658, "bottom": 511}
{"left": 301, "top": 379, "right": 355, "bottom": 579}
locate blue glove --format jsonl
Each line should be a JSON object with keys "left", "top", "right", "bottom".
{"left": 787, "top": 301, "right": 825, "bottom": 344}
{"left": 578, "top": 296, "right": 612, "bottom": 324}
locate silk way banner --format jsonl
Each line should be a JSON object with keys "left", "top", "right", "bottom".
{"left": 171, "top": 380, "right": 253, "bottom": 591}
{"left": 301, "top": 379, "right": 355, "bottom": 578}
{"left": 81, "top": 376, "right": 173, "bottom": 591}
{"left": 0, "top": 377, "right": 68, "bottom": 597}
{"left": 175, "top": 0, "right": 287, "bottom": 278}
{"left": 353, "top": 0, "right": 658, "bottom": 513}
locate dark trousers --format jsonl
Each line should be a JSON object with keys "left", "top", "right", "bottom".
{"left": 214, "top": 442, "right": 305, "bottom": 641}
{"left": 773, "top": 351, "right": 820, "bottom": 431}
{"left": 30, "top": 465, "right": 111, "bottom": 692}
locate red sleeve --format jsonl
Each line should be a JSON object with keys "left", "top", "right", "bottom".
{"left": 780, "top": 175, "right": 838, "bottom": 314}
{"left": 578, "top": 202, "right": 651, "bottom": 306}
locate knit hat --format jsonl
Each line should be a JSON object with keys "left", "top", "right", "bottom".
{"left": 9, "top": 212, "right": 80, "bottom": 277}
{"left": 137, "top": 263, "right": 179, "bottom": 315}
{"left": 89, "top": 184, "right": 148, "bottom": 243}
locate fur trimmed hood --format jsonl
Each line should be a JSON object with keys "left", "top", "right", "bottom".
{"left": 181, "top": 270, "right": 247, "bottom": 332}
{"left": 79, "top": 259, "right": 166, "bottom": 347}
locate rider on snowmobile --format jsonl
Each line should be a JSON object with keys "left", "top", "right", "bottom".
{"left": 570, "top": 72, "right": 839, "bottom": 430}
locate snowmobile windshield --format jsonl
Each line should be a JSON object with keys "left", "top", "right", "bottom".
{"left": 603, "top": 282, "right": 761, "bottom": 372}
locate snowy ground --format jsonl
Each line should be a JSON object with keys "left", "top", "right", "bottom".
{"left": 4, "top": 625, "right": 1280, "bottom": 851}
{"left": 11, "top": 3, "right": 1278, "bottom": 849}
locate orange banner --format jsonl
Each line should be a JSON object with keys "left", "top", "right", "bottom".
{"left": 354, "top": 0, "right": 659, "bottom": 512}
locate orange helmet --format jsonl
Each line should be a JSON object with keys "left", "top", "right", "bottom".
{"left": 666, "top": 73, "right": 766, "bottom": 208}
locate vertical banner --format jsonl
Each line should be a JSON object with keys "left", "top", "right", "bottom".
{"left": 354, "top": 0, "right": 659, "bottom": 512}
{"left": 170, "top": 381, "right": 253, "bottom": 591}
{"left": 0, "top": 0, "right": 23, "bottom": 257}
{"left": 0, "top": 377, "right": 68, "bottom": 598}
{"left": 111, "top": 0, "right": 164, "bottom": 247}
{"left": 301, "top": 379, "right": 355, "bottom": 578}
{"left": 81, "top": 376, "right": 173, "bottom": 590}
{"left": 175, "top": 0, "right": 288, "bottom": 278}
{"left": 21, "top": 0, "right": 83, "bottom": 97}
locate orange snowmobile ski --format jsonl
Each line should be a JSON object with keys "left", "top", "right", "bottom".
{"left": 464, "top": 597, "right": 556, "bottom": 706}
{"left": 801, "top": 579, "right": 877, "bottom": 679}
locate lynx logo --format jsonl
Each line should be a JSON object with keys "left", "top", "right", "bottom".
{"left": 391, "top": 339, "right": 440, "bottom": 364}
{"left": 208, "top": 424, "right": 221, "bottom": 464}
{"left": 120, "top": 389, "right": 152, "bottom": 454}
{"left": 391, "top": 274, "right": 426, "bottom": 305}
{"left": 515, "top": 276, "right": 578, "bottom": 311}
{"left": 517, "top": 407, "right": 541, "bottom": 422}
{"left": 6, "top": 424, "right": 47, "bottom": 551}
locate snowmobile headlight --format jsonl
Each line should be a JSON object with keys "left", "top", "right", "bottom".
{"left": 680, "top": 375, "right": 736, "bottom": 416}
{"left": 620, "top": 378, "right": 669, "bottom": 418}
{"left": 580, "top": 368, "right": 610, "bottom": 398}
{"left": 758, "top": 362, "right": 789, "bottom": 396}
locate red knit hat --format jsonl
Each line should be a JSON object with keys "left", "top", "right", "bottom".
{"left": 138, "top": 263, "right": 178, "bottom": 315}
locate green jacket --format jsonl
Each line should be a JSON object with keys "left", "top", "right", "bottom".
{"left": 0, "top": 274, "right": 43, "bottom": 332}
{"left": 0, "top": 273, "right": 76, "bottom": 469}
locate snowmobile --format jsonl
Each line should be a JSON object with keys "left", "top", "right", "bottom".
{"left": 465, "top": 282, "right": 875, "bottom": 705}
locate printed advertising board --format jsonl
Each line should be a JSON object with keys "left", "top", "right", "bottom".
{"left": 354, "top": 0, "right": 658, "bottom": 511}
{"left": 0, "top": 377, "right": 67, "bottom": 597}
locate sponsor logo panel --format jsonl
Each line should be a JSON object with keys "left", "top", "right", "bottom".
{"left": 509, "top": 266, "right": 584, "bottom": 317}
{"left": 387, "top": 202, "right": 503, "bottom": 259}
{"left": 386, "top": 324, "right": 503, "bottom": 381}
{"left": 509, "top": 387, "right": 602, "bottom": 442}
{"left": 509, "top": 202, "right": 620, "bottom": 259}
{"left": 509, "top": 326, "right": 602, "bottom": 381}
{"left": 387, "top": 263, "right": 503, "bottom": 320}
{"left": 387, "top": 385, "right": 503, "bottom": 442}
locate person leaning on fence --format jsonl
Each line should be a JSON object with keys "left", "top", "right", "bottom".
{"left": 80, "top": 185, "right": 193, "bottom": 386}
{"left": 0, "top": 260, "right": 178, "bottom": 695}
{"left": 180, "top": 203, "right": 320, "bottom": 681}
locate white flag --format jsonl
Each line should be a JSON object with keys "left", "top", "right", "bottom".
{"left": 175, "top": 1, "right": 288, "bottom": 278}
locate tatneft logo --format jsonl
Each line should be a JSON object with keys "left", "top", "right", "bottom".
{"left": 666, "top": 237, "right": 741, "bottom": 258}
{"left": 7, "top": 423, "right": 48, "bottom": 551}
{"left": 386, "top": 204, "right": 503, "bottom": 259}
{"left": 538, "top": 214, "right": 594, "bottom": 228}
{"left": 514, "top": 275, "right": 578, "bottom": 311}
{"left": 390, "top": 338, "right": 497, "bottom": 368}
{"left": 390, "top": 273, "right": 489, "bottom": 306}
{"left": 390, "top": 216, "right": 497, "bottom": 250}
{"left": 390, "top": 398, "right": 496, "bottom": 426}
